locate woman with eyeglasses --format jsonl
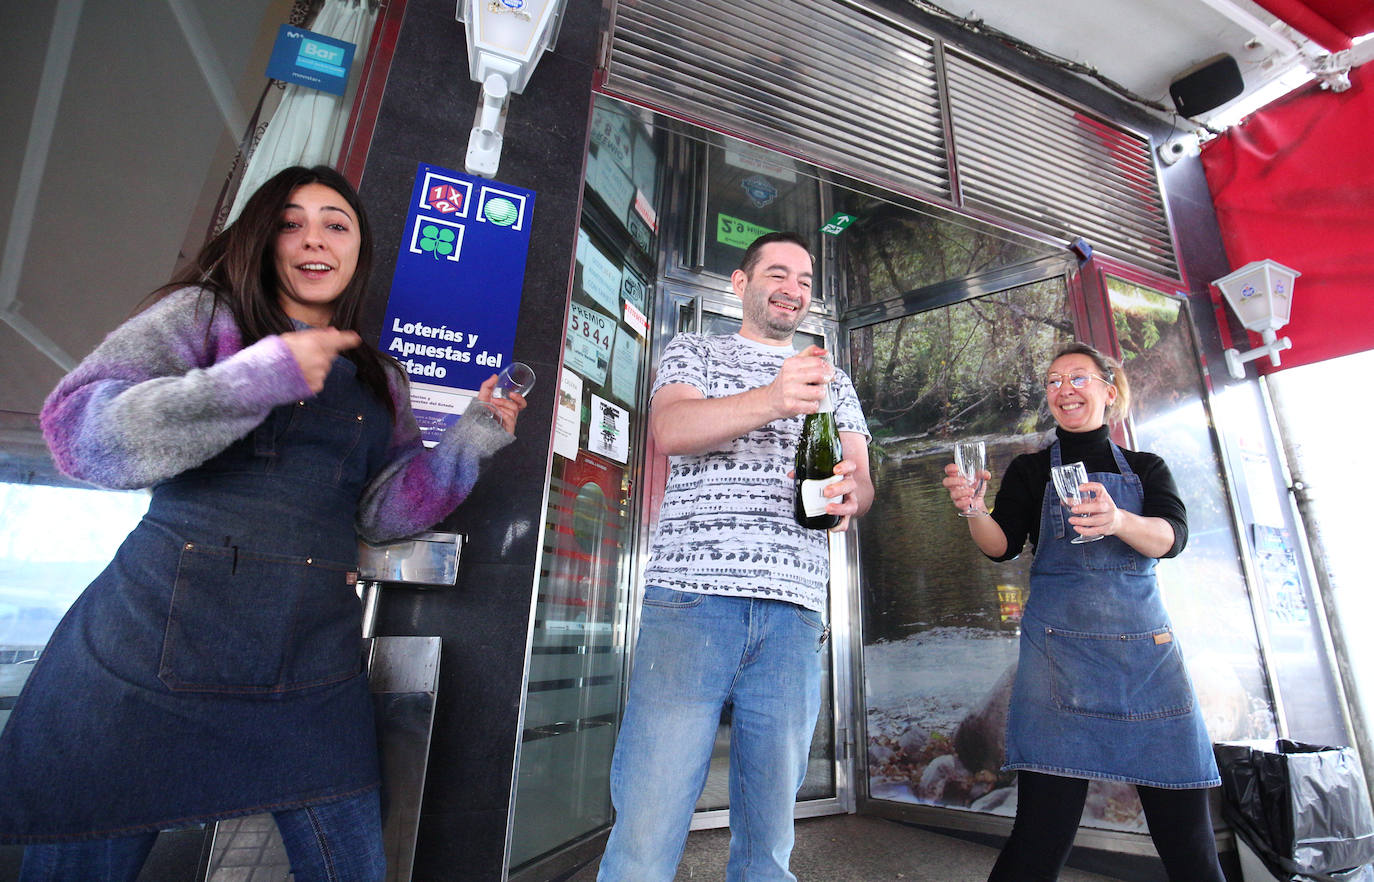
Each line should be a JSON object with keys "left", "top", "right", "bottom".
{"left": 942, "top": 342, "right": 1223, "bottom": 882}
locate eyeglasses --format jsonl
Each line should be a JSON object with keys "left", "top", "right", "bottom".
{"left": 1045, "top": 372, "right": 1113, "bottom": 391}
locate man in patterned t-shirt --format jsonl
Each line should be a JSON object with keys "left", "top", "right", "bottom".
{"left": 597, "top": 232, "right": 873, "bottom": 881}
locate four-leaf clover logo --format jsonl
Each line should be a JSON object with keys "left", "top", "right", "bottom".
{"left": 419, "top": 224, "right": 456, "bottom": 260}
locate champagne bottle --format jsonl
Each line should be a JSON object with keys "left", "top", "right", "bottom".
{"left": 794, "top": 363, "right": 843, "bottom": 530}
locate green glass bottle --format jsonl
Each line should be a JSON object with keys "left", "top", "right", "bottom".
{"left": 794, "top": 369, "right": 842, "bottom": 530}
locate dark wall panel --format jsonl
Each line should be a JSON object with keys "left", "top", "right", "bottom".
{"left": 354, "top": 1, "right": 602, "bottom": 878}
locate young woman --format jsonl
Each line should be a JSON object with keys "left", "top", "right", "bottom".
{"left": 943, "top": 342, "right": 1223, "bottom": 882}
{"left": 0, "top": 165, "right": 525, "bottom": 881}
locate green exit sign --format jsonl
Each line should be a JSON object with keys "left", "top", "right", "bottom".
{"left": 820, "top": 213, "right": 856, "bottom": 235}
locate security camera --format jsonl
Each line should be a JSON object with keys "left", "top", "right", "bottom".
{"left": 1157, "top": 133, "right": 1200, "bottom": 166}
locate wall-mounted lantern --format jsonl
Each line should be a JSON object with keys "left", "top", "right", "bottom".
{"left": 1211, "top": 259, "right": 1300, "bottom": 380}
{"left": 457, "top": 0, "right": 568, "bottom": 177}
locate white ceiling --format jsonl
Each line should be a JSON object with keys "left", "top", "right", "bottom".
{"left": 915, "top": 0, "right": 1348, "bottom": 128}
{"left": 1, "top": 0, "right": 288, "bottom": 414}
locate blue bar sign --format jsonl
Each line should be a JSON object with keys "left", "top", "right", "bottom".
{"left": 265, "top": 25, "right": 356, "bottom": 96}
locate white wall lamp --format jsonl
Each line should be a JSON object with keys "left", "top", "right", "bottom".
{"left": 457, "top": 0, "right": 568, "bottom": 178}
{"left": 1211, "top": 259, "right": 1300, "bottom": 380}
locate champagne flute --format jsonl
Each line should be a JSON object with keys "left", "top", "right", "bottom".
{"left": 1050, "top": 461, "right": 1103, "bottom": 543}
{"left": 493, "top": 361, "right": 535, "bottom": 399}
{"left": 953, "top": 441, "right": 987, "bottom": 518}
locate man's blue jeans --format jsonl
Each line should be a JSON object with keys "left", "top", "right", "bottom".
{"left": 20, "top": 788, "right": 386, "bottom": 882}
{"left": 597, "top": 587, "right": 827, "bottom": 882}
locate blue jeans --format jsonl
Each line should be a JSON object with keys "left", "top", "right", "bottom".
{"left": 20, "top": 789, "right": 386, "bottom": 882}
{"left": 598, "top": 587, "right": 826, "bottom": 882}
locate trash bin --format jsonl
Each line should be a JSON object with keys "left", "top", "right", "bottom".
{"left": 1214, "top": 739, "right": 1374, "bottom": 882}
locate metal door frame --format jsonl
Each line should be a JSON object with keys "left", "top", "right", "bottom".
{"left": 635, "top": 278, "right": 858, "bottom": 831}
{"left": 625, "top": 122, "right": 860, "bottom": 824}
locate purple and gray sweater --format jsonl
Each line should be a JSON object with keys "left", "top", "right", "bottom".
{"left": 40, "top": 287, "right": 514, "bottom": 543}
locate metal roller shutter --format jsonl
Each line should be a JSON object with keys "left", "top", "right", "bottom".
{"left": 604, "top": 0, "right": 952, "bottom": 202}
{"left": 604, "top": 0, "right": 1180, "bottom": 279}
{"left": 944, "top": 48, "right": 1179, "bottom": 278}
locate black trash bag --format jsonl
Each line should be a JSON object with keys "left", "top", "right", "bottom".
{"left": 1215, "top": 739, "right": 1374, "bottom": 882}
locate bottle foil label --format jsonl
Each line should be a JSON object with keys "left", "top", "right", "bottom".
{"left": 801, "top": 475, "right": 843, "bottom": 517}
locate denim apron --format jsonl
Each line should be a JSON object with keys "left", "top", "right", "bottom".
{"left": 0, "top": 355, "right": 392, "bottom": 841}
{"left": 1003, "top": 440, "right": 1220, "bottom": 789}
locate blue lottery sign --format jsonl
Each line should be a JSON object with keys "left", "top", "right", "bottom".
{"left": 265, "top": 25, "right": 355, "bottom": 96}
{"left": 380, "top": 164, "right": 535, "bottom": 437}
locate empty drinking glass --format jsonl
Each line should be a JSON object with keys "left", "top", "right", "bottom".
{"left": 493, "top": 362, "right": 535, "bottom": 399}
{"left": 1050, "top": 461, "right": 1102, "bottom": 543}
{"left": 953, "top": 441, "right": 987, "bottom": 518}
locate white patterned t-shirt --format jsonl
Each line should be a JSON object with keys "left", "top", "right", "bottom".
{"left": 642, "top": 333, "right": 870, "bottom": 612}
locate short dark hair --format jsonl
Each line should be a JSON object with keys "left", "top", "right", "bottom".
{"left": 738, "top": 231, "right": 813, "bottom": 276}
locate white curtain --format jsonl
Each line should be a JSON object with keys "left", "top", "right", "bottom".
{"left": 227, "top": 0, "right": 378, "bottom": 223}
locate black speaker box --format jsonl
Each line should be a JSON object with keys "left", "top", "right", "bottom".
{"left": 1169, "top": 54, "right": 1245, "bottom": 116}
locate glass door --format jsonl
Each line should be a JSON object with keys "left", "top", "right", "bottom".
{"left": 506, "top": 96, "right": 665, "bottom": 876}
{"left": 849, "top": 279, "right": 1084, "bottom": 826}
{"left": 1100, "top": 273, "right": 1287, "bottom": 749}
{"left": 650, "top": 131, "right": 853, "bottom": 827}
{"left": 654, "top": 282, "right": 849, "bottom": 829}
{"left": 844, "top": 249, "right": 1280, "bottom": 848}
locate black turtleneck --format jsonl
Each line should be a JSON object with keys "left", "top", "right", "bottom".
{"left": 987, "top": 425, "right": 1188, "bottom": 561}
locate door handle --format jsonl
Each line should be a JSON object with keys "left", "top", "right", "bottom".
{"left": 672, "top": 294, "right": 701, "bottom": 335}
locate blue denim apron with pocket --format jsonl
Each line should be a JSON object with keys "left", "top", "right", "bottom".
{"left": 0, "top": 355, "right": 392, "bottom": 841}
{"left": 1003, "top": 440, "right": 1219, "bottom": 789}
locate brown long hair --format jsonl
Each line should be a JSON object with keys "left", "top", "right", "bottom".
{"left": 154, "top": 165, "right": 396, "bottom": 412}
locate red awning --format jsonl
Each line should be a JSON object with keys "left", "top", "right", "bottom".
{"left": 1200, "top": 66, "right": 1374, "bottom": 373}
{"left": 1250, "top": 0, "right": 1374, "bottom": 51}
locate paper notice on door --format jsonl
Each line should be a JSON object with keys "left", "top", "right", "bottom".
{"left": 610, "top": 327, "right": 640, "bottom": 404}
{"left": 553, "top": 370, "right": 582, "bottom": 461}
{"left": 588, "top": 394, "right": 629, "bottom": 464}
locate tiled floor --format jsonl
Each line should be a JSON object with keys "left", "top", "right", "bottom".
{"left": 567, "top": 812, "right": 1123, "bottom": 881}
{"left": 205, "top": 814, "right": 293, "bottom": 882}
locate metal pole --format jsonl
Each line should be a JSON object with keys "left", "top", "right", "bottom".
{"left": 1260, "top": 377, "right": 1373, "bottom": 794}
